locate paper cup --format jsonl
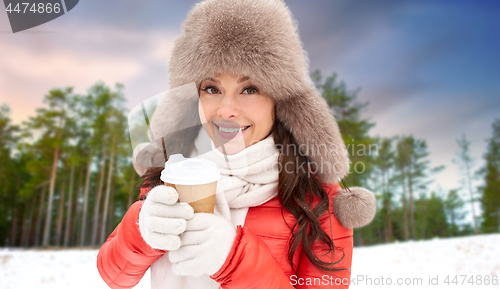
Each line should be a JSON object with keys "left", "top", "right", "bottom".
{"left": 160, "top": 154, "right": 220, "bottom": 213}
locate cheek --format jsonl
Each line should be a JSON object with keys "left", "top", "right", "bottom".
{"left": 260, "top": 117, "right": 274, "bottom": 135}
{"left": 252, "top": 101, "right": 274, "bottom": 133}
{"left": 199, "top": 98, "right": 217, "bottom": 120}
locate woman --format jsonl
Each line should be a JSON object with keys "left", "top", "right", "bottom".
{"left": 97, "top": 0, "right": 375, "bottom": 288}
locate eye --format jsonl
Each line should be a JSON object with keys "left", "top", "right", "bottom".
{"left": 242, "top": 86, "right": 258, "bottom": 94}
{"left": 201, "top": 86, "right": 220, "bottom": 94}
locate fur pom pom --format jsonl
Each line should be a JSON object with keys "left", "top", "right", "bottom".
{"left": 333, "top": 187, "right": 376, "bottom": 228}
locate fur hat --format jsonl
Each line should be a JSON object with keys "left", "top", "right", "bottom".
{"left": 134, "top": 0, "right": 376, "bottom": 228}
{"left": 168, "top": 0, "right": 349, "bottom": 184}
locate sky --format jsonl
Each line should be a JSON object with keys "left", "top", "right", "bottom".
{"left": 1, "top": 0, "right": 499, "bottom": 222}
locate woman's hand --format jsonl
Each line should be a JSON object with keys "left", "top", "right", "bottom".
{"left": 138, "top": 185, "right": 194, "bottom": 250}
{"left": 169, "top": 213, "right": 237, "bottom": 276}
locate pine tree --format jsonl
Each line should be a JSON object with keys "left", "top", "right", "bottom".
{"left": 375, "top": 137, "right": 395, "bottom": 242}
{"left": 99, "top": 83, "right": 128, "bottom": 244}
{"left": 78, "top": 81, "right": 116, "bottom": 246}
{"left": 311, "top": 70, "right": 376, "bottom": 186}
{"left": 0, "top": 104, "right": 20, "bottom": 246}
{"left": 414, "top": 192, "right": 448, "bottom": 239}
{"left": 2, "top": 81, "right": 135, "bottom": 247}
{"left": 42, "top": 89, "right": 71, "bottom": 246}
{"left": 454, "top": 134, "right": 479, "bottom": 234}
{"left": 18, "top": 88, "right": 75, "bottom": 246}
{"left": 478, "top": 119, "right": 500, "bottom": 233}
{"left": 444, "top": 189, "right": 465, "bottom": 236}
{"left": 395, "top": 136, "right": 442, "bottom": 240}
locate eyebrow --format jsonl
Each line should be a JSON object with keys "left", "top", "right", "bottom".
{"left": 204, "top": 76, "right": 250, "bottom": 84}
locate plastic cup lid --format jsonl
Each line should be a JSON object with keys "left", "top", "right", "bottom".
{"left": 160, "top": 154, "right": 221, "bottom": 185}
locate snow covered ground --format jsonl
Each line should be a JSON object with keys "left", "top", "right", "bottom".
{"left": 1, "top": 233, "right": 499, "bottom": 289}
{"left": 350, "top": 234, "right": 500, "bottom": 288}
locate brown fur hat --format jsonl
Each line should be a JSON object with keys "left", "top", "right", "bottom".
{"left": 167, "top": 0, "right": 350, "bottom": 184}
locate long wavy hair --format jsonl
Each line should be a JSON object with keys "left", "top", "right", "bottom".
{"left": 137, "top": 113, "right": 345, "bottom": 272}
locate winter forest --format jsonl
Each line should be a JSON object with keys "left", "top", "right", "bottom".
{"left": 1, "top": 70, "right": 499, "bottom": 248}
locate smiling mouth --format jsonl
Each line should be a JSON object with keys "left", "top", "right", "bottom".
{"left": 214, "top": 123, "right": 251, "bottom": 133}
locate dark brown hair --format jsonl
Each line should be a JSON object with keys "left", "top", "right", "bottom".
{"left": 137, "top": 117, "right": 345, "bottom": 272}
{"left": 271, "top": 117, "right": 345, "bottom": 272}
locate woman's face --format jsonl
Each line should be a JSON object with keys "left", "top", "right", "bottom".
{"left": 199, "top": 73, "right": 275, "bottom": 154}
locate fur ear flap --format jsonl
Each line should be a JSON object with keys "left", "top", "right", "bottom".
{"left": 132, "top": 142, "right": 165, "bottom": 177}
{"left": 132, "top": 143, "right": 150, "bottom": 177}
{"left": 333, "top": 187, "right": 376, "bottom": 229}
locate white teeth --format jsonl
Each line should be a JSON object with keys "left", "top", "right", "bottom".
{"left": 218, "top": 125, "right": 249, "bottom": 133}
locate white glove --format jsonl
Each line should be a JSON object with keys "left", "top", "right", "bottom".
{"left": 138, "top": 185, "right": 194, "bottom": 250}
{"left": 168, "top": 213, "right": 237, "bottom": 276}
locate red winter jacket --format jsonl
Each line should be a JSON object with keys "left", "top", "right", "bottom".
{"left": 97, "top": 182, "right": 353, "bottom": 288}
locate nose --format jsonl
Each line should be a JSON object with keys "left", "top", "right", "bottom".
{"left": 217, "top": 92, "right": 240, "bottom": 119}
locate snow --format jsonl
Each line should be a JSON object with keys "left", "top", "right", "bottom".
{"left": 1, "top": 234, "right": 499, "bottom": 289}
{"left": 0, "top": 248, "right": 150, "bottom": 289}
{"left": 351, "top": 234, "right": 500, "bottom": 288}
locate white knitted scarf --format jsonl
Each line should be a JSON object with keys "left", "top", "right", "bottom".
{"left": 150, "top": 128, "right": 279, "bottom": 289}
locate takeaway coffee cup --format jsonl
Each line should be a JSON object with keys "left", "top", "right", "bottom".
{"left": 160, "top": 154, "right": 220, "bottom": 213}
